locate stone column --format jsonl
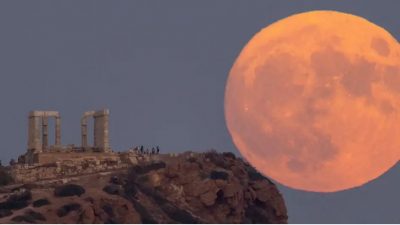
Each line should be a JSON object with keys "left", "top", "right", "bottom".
{"left": 42, "top": 116, "right": 48, "bottom": 150}
{"left": 94, "top": 109, "right": 110, "bottom": 152}
{"left": 102, "top": 113, "right": 109, "bottom": 151}
{"left": 81, "top": 111, "right": 95, "bottom": 149}
{"left": 81, "top": 119, "right": 88, "bottom": 148}
{"left": 93, "top": 118, "right": 97, "bottom": 148}
{"left": 28, "top": 112, "right": 42, "bottom": 153}
{"left": 55, "top": 116, "right": 61, "bottom": 146}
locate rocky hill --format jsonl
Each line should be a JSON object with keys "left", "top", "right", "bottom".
{"left": 0, "top": 151, "right": 288, "bottom": 223}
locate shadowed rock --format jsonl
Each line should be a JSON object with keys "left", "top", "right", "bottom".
{"left": 0, "top": 167, "right": 13, "bottom": 186}
{"left": 130, "top": 199, "right": 157, "bottom": 224}
{"left": 54, "top": 184, "right": 85, "bottom": 197}
{"left": 222, "top": 152, "right": 236, "bottom": 160}
{"left": 32, "top": 198, "right": 50, "bottom": 208}
{"left": 209, "top": 170, "right": 229, "bottom": 180}
{"left": 103, "top": 184, "right": 121, "bottom": 195}
{"left": 11, "top": 210, "right": 45, "bottom": 223}
{"left": 130, "top": 162, "right": 166, "bottom": 174}
{"left": 57, "top": 203, "right": 81, "bottom": 217}
{"left": 0, "top": 209, "right": 12, "bottom": 218}
{"left": 0, "top": 189, "right": 32, "bottom": 210}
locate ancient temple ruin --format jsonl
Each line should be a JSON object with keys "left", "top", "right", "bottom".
{"left": 22, "top": 109, "right": 115, "bottom": 164}
{"left": 12, "top": 108, "right": 161, "bottom": 183}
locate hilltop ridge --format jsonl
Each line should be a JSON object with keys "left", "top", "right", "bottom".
{"left": 0, "top": 150, "right": 288, "bottom": 223}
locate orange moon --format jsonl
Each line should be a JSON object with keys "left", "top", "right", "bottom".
{"left": 225, "top": 11, "right": 400, "bottom": 192}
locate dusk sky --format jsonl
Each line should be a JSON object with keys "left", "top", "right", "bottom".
{"left": 0, "top": 1, "right": 399, "bottom": 223}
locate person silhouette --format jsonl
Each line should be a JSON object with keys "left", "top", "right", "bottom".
{"left": 140, "top": 145, "right": 144, "bottom": 154}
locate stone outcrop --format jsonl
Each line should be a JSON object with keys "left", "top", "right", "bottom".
{"left": 154, "top": 151, "right": 288, "bottom": 223}
{"left": 0, "top": 151, "right": 288, "bottom": 223}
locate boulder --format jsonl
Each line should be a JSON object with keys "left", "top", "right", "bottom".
{"left": 255, "top": 188, "right": 271, "bottom": 203}
{"left": 230, "top": 165, "right": 248, "bottom": 180}
{"left": 250, "top": 180, "right": 268, "bottom": 190}
{"left": 184, "top": 179, "right": 215, "bottom": 197}
{"left": 223, "top": 183, "right": 241, "bottom": 198}
{"left": 148, "top": 172, "right": 162, "bottom": 187}
{"left": 165, "top": 164, "right": 180, "bottom": 178}
{"left": 79, "top": 205, "right": 95, "bottom": 224}
{"left": 200, "top": 190, "right": 217, "bottom": 206}
{"left": 244, "top": 187, "right": 257, "bottom": 201}
{"left": 215, "top": 179, "right": 228, "bottom": 188}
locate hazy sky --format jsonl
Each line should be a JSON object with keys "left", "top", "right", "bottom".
{"left": 0, "top": 0, "right": 399, "bottom": 223}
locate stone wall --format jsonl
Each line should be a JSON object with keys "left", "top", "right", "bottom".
{"left": 11, "top": 159, "right": 128, "bottom": 183}
{"left": 34, "top": 152, "right": 121, "bottom": 165}
{"left": 11, "top": 152, "right": 161, "bottom": 183}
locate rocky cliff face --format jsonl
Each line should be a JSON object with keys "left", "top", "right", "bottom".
{"left": 0, "top": 151, "right": 288, "bottom": 223}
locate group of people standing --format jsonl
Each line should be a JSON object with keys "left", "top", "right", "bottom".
{"left": 131, "top": 145, "right": 160, "bottom": 155}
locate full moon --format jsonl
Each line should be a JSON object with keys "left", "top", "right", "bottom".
{"left": 225, "top": 11, "right": 400, "bottom": 192}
